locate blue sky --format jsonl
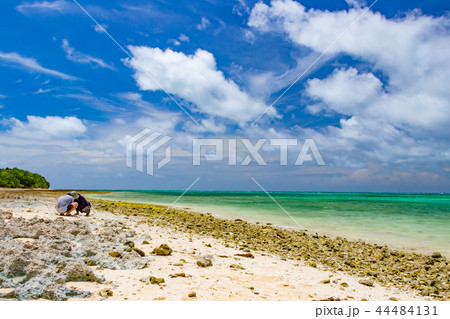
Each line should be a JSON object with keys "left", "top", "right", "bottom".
{"left": 0, "top": 0, "right": 449, "bottom": 192}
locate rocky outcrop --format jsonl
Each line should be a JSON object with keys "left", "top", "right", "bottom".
{"left": 0, "top": 213, "right": 149, "bottom": 300}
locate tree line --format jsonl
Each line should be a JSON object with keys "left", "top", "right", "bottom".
{"left": 0, "top": 168, "right": 50, "bottom": 188}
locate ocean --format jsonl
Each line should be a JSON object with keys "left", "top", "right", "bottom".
{"left": 87, "top": 191, "right": 450, "bottom": 256}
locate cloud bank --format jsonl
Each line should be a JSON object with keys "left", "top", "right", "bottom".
{"left": 248, "top": 0, "right": 450, "bottom": 168}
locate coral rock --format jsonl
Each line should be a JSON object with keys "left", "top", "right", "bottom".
{"left": 123, "top": 241, "right": 135, "bottom": 248}
{"left": 152, "top": 244, "right": 173, "bottom": 256}
{"left": 99, "top": 288, "right": 113, "bottom": 297}
{"left": 109, "top": 251, "right": 122, "bottom": 258}
{"left": 149, "top": 277, "right": 165, "bottom": 285}
{"left": 197, "top": 255, "right": 213, "bottom": 268}
{"left": 132, "top": 248, "right": 145, "bottom": 257}
{"left": 358, "top": 279, "right": 374, "bottom": 287}
{"left": 64, "top": 263, "right": 103, "bottom": 283}
{"left": 188, "top": 291, "right": 197, "bottom": 298}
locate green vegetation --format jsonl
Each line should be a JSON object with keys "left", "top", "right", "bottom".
{"left": 0, "top": 168, "right": 50, "bottom": 188}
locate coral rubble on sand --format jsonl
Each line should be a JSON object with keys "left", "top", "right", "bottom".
{"left": 0, "top": 208, "right": 148, "bottom": 300}
{"left": 92, "top": 200, "right": 449, "bottom": 299}
{"left": 0, "top": 190, "right": 447, "bottom": 301}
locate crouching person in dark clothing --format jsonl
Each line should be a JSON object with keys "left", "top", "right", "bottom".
{"left": 67, "top": 191, "right": 92, "bottom": 216}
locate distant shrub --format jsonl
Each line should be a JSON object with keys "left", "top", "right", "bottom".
{"left": 0, "top": 167, "right": 50, "bottom": 188}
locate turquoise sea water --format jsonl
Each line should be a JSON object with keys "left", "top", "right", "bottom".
{"left": 88, "top": 191, "right": 450, "bottom": 256}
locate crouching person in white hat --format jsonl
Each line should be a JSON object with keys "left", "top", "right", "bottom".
{"left": 55, "top": 191, "right": 79, "bottom": 216}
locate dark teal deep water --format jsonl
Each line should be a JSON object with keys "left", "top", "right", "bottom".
{"left": 89, "top": 191, "right": 450, "bottom": 256}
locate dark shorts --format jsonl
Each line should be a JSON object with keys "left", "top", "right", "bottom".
{"left": 66, "top": 203, "right": 73, "bottom": 212}
{"left": 76, "top": 202, "right": 91, "bottom": 215}
{"left": 81, "top": 206, "right": 91, "bottom": 215}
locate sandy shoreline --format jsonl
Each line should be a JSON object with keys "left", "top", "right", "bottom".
{"left": 0, "top": 189, "right": 448, "bottom": 301}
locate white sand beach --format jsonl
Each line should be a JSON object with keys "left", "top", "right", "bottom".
{"left": 0, "top": 190, "right": 428, "bottom": 301}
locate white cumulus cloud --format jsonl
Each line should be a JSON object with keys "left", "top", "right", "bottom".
{"left": 9, "top": 116, "right": 87, "bottom": 140}
{"left": 248, "top": 0, "right": 450, "bottom": 166}
{"left": 125, "top": 46, "right": 276, "bottom": 124}
{"left": 306, "top": 67, "right": 382, "bottom": 115}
